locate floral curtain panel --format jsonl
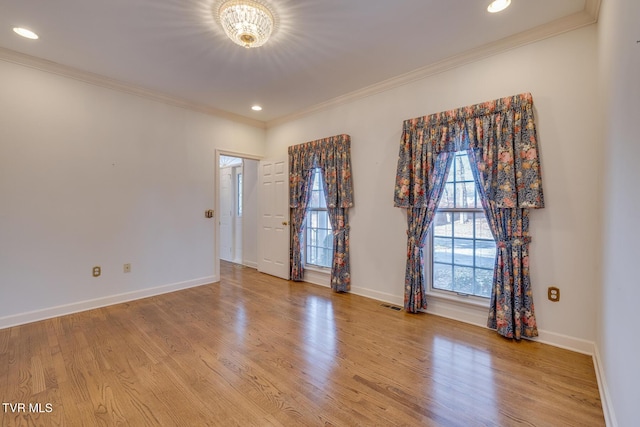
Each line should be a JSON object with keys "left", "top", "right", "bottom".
{"left": 404, "top": 153, "right": 454, "bottom": 312}
{"left": 289, "top": 134, "right": 354, "bottom": 291}
{"left": 394, "top": 93, "right": 544, "bottom": 339}
{"left": 289, "top": 169, "right": 313, "bottom": 281}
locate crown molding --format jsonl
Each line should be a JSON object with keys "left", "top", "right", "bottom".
{"left": 0, "top": 47, "right": 267, "bottom": 130}
{"left": 585, "top": 0, "right": 602, "bottom": 21}
{"left": 0, "top": 0, "right": 600, "bottom": 131}
{"left": 266, "top": 0, "right": 602, "bottom": 128}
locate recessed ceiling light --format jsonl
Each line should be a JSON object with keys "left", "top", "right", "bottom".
{"left": 251, "top": 105, "right": 263, "bottom": 111}
{"left": 13, "top": 27, "right": 39, "bottom": 40}
{"left": 487, "top": 0, "right": 511, "bottom": 13}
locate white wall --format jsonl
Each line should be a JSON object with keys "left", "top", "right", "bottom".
{"left": 0, "top": 60, "right": 265, "bottom": 326}
{"left": 597, "top": 0, "right": 640, "bottom": 425}
{"left": 266, "top": 26, "right": 601, "bottom": 348}
{"left": 242, "top": 159, "right": 259, "bottom": 268}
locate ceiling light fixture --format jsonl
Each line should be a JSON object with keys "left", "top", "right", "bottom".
{"left": 487, "top": 0, "right": 511, "bottom": 13}
{"left": 217, "top": 0, "right": 274, "bottom": 49}
{"left": 13, "top": 27, "right": 39, "bottom": 40}
{"left": 251, "top": 105, "right": 263, "bottom": 111}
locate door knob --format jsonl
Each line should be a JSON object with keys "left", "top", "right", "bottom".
{"left": 282, "top": 221, "right": 288, "bottom": 226}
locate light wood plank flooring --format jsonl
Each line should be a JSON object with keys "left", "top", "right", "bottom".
{"left": 1, "top": 262, "right": 604, "bottom": 426}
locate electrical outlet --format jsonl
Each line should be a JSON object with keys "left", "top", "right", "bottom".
{"left": 92, "top": 266, "right": 101, "bottom": 277}
{"left": 548, "top": 286, "right": 560, "bottom": 302}
{"left": 123, "top": 263, "right": 131, "bottom": 273}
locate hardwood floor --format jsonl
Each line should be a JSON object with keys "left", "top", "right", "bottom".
{"left": 1, "top": 262, "right": 604, "bottom": 426}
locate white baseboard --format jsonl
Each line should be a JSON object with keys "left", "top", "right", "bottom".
{"left": 593, "top": 345, "right": 618, "bottom": 427}
{"left": 0, "top": 275, "right": 218, "bottom": 330}
{"left": 341, "top": 282, "right": 600, "bottom": 356}
{"left": 303, "top": 273, "right": 404, "bottom": 307}
{"left": 423, "top": 303, "right": 598, "bottom": 356}
{"left": 535, "top": 329, "right": 595, "bottom": 355}
{"left": 350, "top": 286, "right": 404, "bottom": 307}
{"left": 243, "top": 261, "right": 258, "bottom": 269}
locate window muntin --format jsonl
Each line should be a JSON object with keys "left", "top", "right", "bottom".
{"left": 305, "top": 168, "right": 333, "bottom": 268}
{"left": 431, "top": 152, "right": 496, "bottom": 298}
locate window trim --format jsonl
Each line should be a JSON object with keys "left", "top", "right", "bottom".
{"left": 304, "top": 263, "right": 332, "bottom": 274}
{"left": 304, "top": 206, "right": 333, "bottom": 269}
{"left": 425, "top": 151, "right": 493, "bottom": 306}
{"left": 303, "top": 168, "right": 333, "bottom": 269}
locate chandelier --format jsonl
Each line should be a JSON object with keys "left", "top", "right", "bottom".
{"left": 217, "top": 0, "right": 275, "bottom": 48}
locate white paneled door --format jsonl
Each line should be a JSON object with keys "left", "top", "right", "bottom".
{"left": 258, "top": 159, "right": 289, "bottom": 279}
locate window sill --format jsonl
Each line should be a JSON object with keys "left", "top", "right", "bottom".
{"left": 305, "top": 265, "right": 331, "bottom": 275}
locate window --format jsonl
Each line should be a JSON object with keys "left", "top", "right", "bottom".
{"left": 430, "top": 152, "right": 496, "bottom": 298}
{"left": 237, "top": 172, "right": 243, "bottom": 217}
{"left": 305, "top": 168, "right": 333, "bottom": 268}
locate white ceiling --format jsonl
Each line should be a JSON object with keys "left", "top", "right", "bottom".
{"left": 0, "top": 0, "right": 598, "bottom": 126}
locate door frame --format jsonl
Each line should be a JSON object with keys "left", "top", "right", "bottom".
{"left": 214, "top": 149, "right": 262, "bottom": 279}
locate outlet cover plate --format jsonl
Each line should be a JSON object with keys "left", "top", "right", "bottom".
{"left": 548, "top": 286, "right": 560, "bottom": 302}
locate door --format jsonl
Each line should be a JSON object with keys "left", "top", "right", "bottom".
{"left": 258, "top": 158, "right": 290, "bottom": 279}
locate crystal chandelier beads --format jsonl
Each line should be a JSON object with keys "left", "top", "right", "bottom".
{"left": 218, "top": 0, "right": 274, "bottom": 48}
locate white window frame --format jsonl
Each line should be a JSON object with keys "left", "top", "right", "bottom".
{"left": 425, "top": 222, "right": 492, "bottom": 308}
{"left": 425, "top": 152, "right": 494, "bottom": 307}
{"left": 303, "top": 168, "right": 333, "bottom": 272}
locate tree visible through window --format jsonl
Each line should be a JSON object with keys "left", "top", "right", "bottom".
{"left": 305, "top": 168, "right": 333, "bottom": 268}
{"left": 430, "top": 152, "right": 496, "bottom": 298}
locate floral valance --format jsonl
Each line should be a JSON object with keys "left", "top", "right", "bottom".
{"left": 289, "top": 134, "right": 354, "bottom": 209}
{"left": 394, "top": 93, "right": 544, "bottom": 209}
